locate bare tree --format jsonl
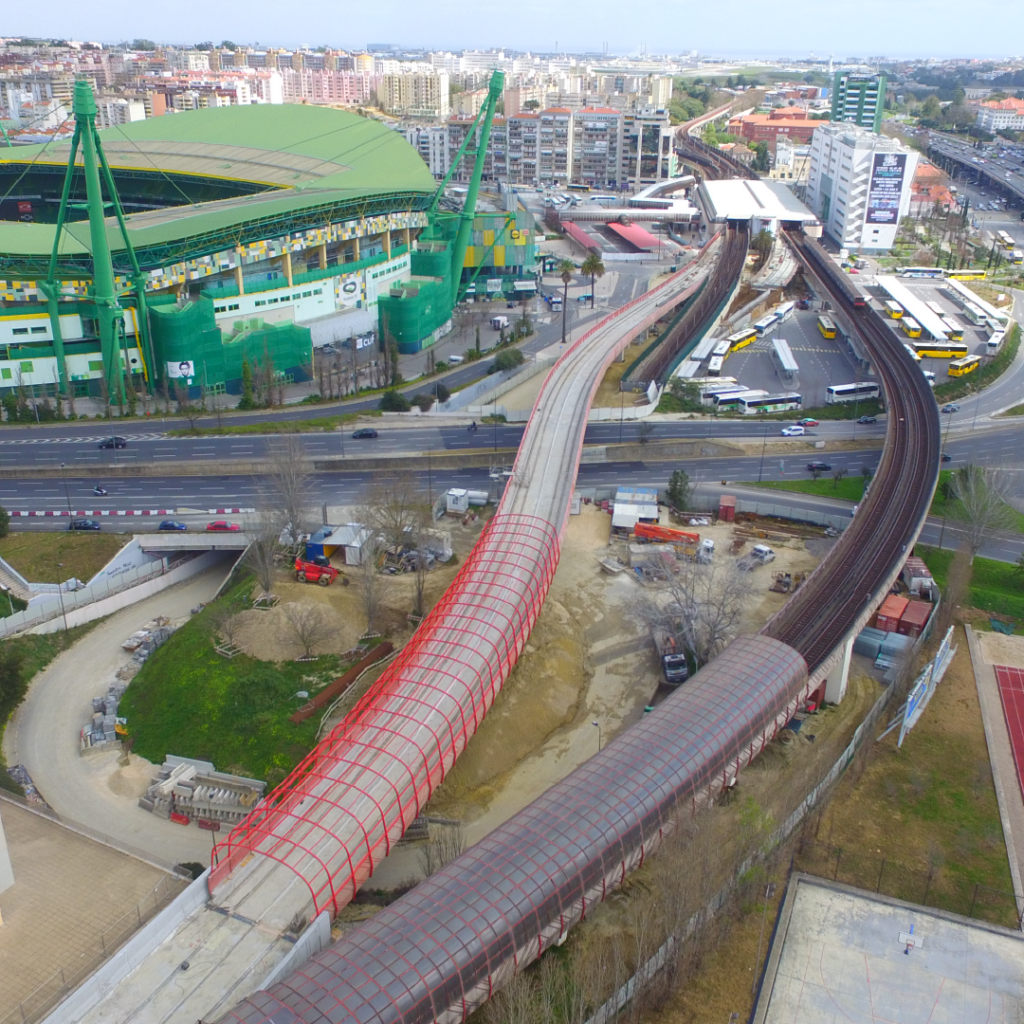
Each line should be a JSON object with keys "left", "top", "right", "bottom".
{"left": 358, "top": 535, "right": 384, "bottom": 633}
{"left": 263, "top": 435, "right": 314, "bottom": 554}
{"left": 937, "top": 541, "right": 972, "bottom": 634}
{"left": 173, "top": 383, "right": 202, "bottom": 431}
{"left": 484, "top": 970, "right": 535, "bottom": 1024}
{"left": 417, "top": 822, "right": 465, "bottom": 877}
{"left": 637, "top": 420, "right": 655, "bottom": 446}
{"left": 213, "top": 606, "right": 244, "bottom": 647}
{"left": 644, "top": 556, "right": 747, "bottom": 667}
{"left": 950, "top": 464, "right": 1014, "bottom": 560}
{"left": 279, "top": 602, "right": 334, "bottom": 658}
{"left": 243, "top": 510, "right": 284, "bottom": 597}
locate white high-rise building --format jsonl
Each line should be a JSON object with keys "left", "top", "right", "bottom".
{"left": 806, "top": 123, "right": 917, "bottom": 253}
{"left": 380, "top": 70, "right": 449, "bottom": 119}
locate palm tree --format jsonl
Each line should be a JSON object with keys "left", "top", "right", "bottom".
{"left": 557, "top": 258, "right": 575, "bottom": 344}
{"left": 580, "top": 252, "right": 606, "bottom": 309}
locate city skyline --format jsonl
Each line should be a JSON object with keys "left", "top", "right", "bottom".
{"left": 7, "top": 0, "right": 1024, "bottom": 60}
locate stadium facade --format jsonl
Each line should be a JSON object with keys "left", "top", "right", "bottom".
{"left": 0, "top": 77, "right": 533, "bottom": 401}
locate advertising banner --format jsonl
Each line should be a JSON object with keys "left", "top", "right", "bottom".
{"left": 167, "top": 360, "right": 194, "bottom": 379}
{"left": 865, "top": 153, "right": 907, "bottom": 225}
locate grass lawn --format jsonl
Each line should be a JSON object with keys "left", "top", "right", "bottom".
{"left": 918, "top": 546, "right": 1024, "bottom": 620}
{"left": 0, "top": 531, "right": 125, "bottom": 585}
{"left": 752, "top": 476, "right": 866, "bottom": 503}
{"left": 166, "top": 409, "right": 376, "bottom": 438}
{"left": 930, "top": 470, "right": 1024, "bottom": 533}
{"left": 118, "top": 583, "right": 348, "bottom": 786}
{"left": 935, "top": 323, "right": 1020, "bottom": 406}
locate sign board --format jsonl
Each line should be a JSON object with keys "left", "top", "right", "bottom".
{"left": 865, "top": 153, "right": 907, "bottom": 225}
{"left": 167, "top": 360, "right": 194, "bottom": 379}
{"left": 486, "top": 278, "right": 503, "bottom": 294}
{"left": 897, "top": 625, "right": 955, "bottom": 747}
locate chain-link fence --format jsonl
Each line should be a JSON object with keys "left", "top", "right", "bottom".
{"left": 795, "top": 837, "right": 1023, "bottom": 930}
{"left": 0, "top": 871, "right": 188, "bottom": 1024}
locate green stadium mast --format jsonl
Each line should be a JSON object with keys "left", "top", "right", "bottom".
{"left": 447, "top": 70, "right": 504, "bottom": 307}
{"left": 41, "top": 80, "right": 155, "bottom": 406}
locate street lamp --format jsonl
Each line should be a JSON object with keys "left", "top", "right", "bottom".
{"left": 591, "top": 720, "right": 602, "bottom": 752}
{"left": 60, "top": 462, "right": 72, "bottom": 515}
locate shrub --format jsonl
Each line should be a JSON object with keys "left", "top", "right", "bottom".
{"left": 435, "top": 382, "right": 451, "bottom": 403}
{"left": 411, "top": 392, "right": 434, "bottom": 411}
{"left": 379, "top": 389, "right": 411, "bottom": 412}
{"left": 493, "top": 348, "right": 525, "bottom": 373}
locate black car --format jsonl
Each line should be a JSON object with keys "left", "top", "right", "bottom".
{"left": 69, "top": 518, "right": 100, "bottom": 531}
{"left": 807, "top": 461, "right": 832, "bottom": 472}
{"left": 352, "top": 428, "right": 379, "bottom": 439}
{"left": 857, "top": 415, "right": 877, "bottom": 424}
{"left": 98, "top": 436, "right": 127, "bottom": 449}
{"left": 941, "top": 452, "right": 952, "bottom": 462}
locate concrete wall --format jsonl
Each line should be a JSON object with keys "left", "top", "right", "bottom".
{"left": 0, "top": 803, "right": 14, "bottom": 898}
{"left": 259, "top": 912, "right": 331, "bottom": 990}
{"left": 85, "top": 538, "right": 163, "bottom": 587}
{"left": 42, "top": 870, "right": 210, "bottom": 1024}
{"left": 30, "top": 551, "right": 231, "bottom": 635}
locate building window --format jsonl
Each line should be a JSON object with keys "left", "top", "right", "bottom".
{"left": 88, "top": 360, "right": 104, "bottom": 371}
{"left": 30, "top": 326, "right": 47, "bottom": 334}
{"left": 20, "top": 361, "right": 33, "bottom": 372}
{"left": 12, "top": 328, "right": 28, "bottom": 336}
{"left": 1, "top": 368, "right": 10, "bottom": 380}
{"left": 255, "top": 300, "right": 266, "bottom": 307}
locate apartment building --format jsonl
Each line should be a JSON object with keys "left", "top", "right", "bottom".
{"left": 621, "top": 110, "right": 674, "bottom": 189}
{"left": 570, "top": 108, "right": 621, "bottom": 189}
{"left": 380, "top": 70, "right": 450, "bottom": 118}
{"left": 446, "top": 118, "right": 507, "bottom": 183}
{"left": 807, "top": 123, "right": 917, "bottom": 252}
{"left": 538, "top": 108, "right": 573, "bottom": 184}
{"left": 830, "top": 71, "right": 886, "bottom": 133}
{"left": 280, "top": 70, "right": 379, "bottom": 106}
{"left": 402, "top": 125, "right": 450, "bottom": 177}
{"left": 976, "top": 98, "right": 1024, "bottom": 132}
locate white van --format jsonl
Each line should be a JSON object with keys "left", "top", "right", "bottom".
{"left": 448, "top": 354, "right": 464, "bottom": 365}
{"left": 491, "top": 315, "right": 510, "bottom": 330}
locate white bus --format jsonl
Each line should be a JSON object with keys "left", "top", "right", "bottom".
{"left": 987, "top": 330, "right": 1005, "bottom": 355}
{"left": 737, "top": 392, "right": 803, "bottom": 414}
{"left": 753, "top": 313, "right": 780, "bottom": 337}
{"left": 826, "top": 382, "right": 881, "bottom": 405}
{"left": 962, "top": 303, "right": 987, "bottom": 326}
{"left": 700, "top": 384, "right": 747, "bottom": 405}
{"left": 774, "top": 300, "right": 797, "bottom": 322}
{"left": 713, "top": 389, "right": 768, "bottom": 410}
{"left": 707, "top": 355, "right": 725, "bottom": 376}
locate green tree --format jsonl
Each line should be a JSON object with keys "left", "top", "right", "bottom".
{"left": 580, "top": 252, "right": 606, "bottom": 308}
{"left": 379, "top": 389, "right": 411, "bottom": 412}
{"left": 435, "top": 382, "right": 451, "bottom": 403}
{"left": 220, "top": 40, "right": 238, "bottom": 50}
{"left": 238, "top": 357, "right": 255, "bottom": 410}
{"left": 751, "top": 141, "right": 771, "bottom": 174}
{"left": 921, "top": 95, "right": 942, "bottom": 120}
{"left": 558, "top": 258, "right": 575, "bottom": 344}
{"left": 752, "top": 228, "right": 774, "bottom": 266}
{"left": 0, "top": 505, "right": 9, "bottom": 539}
{"left": 130, "top": 38, "right": 157, "bottom": 50}
{"left": 0, "top": 644, "right": 27, "bottom": 728}
{"left": 493, "top": 348, "right": 525, "bottom": 372}
{"left": 667, "top": 470, "right": 692, "bottom": 511}
{"left": 475, "top": 326, "right": 481, "bottom": 354}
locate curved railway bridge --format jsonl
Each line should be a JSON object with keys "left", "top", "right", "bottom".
{"left": 215, "top": 234, "right": 939, "bottom": 1024}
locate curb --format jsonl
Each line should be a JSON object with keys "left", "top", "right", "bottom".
{"left": 11, "top": 507, "right": 255, "bottom": 517}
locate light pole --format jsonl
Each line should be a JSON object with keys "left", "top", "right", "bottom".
{"left": 591, "top": 720, "right": 602, "bottom": 752}
{"left": 60, "top": 462, "right": 72, "bottom": 515}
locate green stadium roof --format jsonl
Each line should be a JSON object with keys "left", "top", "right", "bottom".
{"left": 0, "top": 104, "right": 436, "bottom": 276}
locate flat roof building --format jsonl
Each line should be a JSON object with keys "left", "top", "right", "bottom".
{"left": 831, "top": 71, "right": 887, "bottom": 133}
{"left": 807, "top": 123, "right": 918, "bottom": 253}
{"left": 696, "top": 178, "right": 821, "bottom": 236}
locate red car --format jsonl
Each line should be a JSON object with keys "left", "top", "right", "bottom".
{"left": 206, "top": 520, "right": 241, "bottom": 532}
{"left": 796, "top": 417, "right": 819, "bottom": 427}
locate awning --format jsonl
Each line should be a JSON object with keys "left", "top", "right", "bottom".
{"left": 607, "top": 222, "right": 659, "bottom": 251}
{"left": 512, "top": 280, "right": 537, "bottom": 291}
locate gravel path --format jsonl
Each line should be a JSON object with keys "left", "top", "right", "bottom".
{"left": 3, "top": 569, "right": 225, "bottom": 868}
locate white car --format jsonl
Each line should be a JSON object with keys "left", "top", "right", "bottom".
{"left": 781, "top": 425, "right": 805, "bottom": 437}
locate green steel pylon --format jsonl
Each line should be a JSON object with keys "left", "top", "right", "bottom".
{"left": 43, "top": 80, "right": 155, "bottom": 404}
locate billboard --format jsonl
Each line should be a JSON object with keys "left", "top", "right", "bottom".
{"left": 865, "top": 152, "right": 907, "bottom": 225}
{"left": 167, "top": 360, "right": 195, "bottom": 379}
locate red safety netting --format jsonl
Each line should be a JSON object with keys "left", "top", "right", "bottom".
{"left": 210, "top": 513, "right": 560, "bottom": 916}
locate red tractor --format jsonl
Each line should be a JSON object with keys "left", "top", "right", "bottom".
{"left": 294, "top": 557, "right": 347, "bottom": 586}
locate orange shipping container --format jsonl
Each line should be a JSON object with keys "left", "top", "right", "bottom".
{"left": 876, "top": 594, "right": 909, "bottom": 632}
{"left": 898, "top": 599, "right": 932, "bottom": 638}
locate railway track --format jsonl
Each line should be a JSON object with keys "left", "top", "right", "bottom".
{"left": 763, "top": 233, "right": 940, "bottom": 669}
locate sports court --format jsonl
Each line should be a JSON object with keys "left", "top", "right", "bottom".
{"left": 995, "top": 666, "right": 1024, "bottom": 801}
{"left": 752, "top": 874, "right": 1024, "bottom": 1024}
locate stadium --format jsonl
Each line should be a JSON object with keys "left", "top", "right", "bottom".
{"left": 0, "top": 75, "right": 533, "bottom": 402}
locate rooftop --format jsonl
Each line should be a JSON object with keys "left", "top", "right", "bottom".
{"left": 699, "top": 178, "right": 818, "bottom": 224}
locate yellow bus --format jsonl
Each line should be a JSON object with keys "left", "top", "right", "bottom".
{"left": 940, "top": 316, "right": 964, "bottom": 342}
{"left": 726, "top": 327, "right": 758, "bottom": 352}
{"left": 947, "top": 355, "right": 981, "bottom": 377}
{"left": 817, "top": 315, "right": 836, "bottom": 339}
{"left": 884, "top": 300, "right": 904, "bottom": 319}
{"left": 900, "top": 317, "right": 922, "bottom": 338}
{"left": 913, "top": 340, "right": 969, "bottom": 359}
{"left": 948, "top": 270, "right": 986, "bottom": 280}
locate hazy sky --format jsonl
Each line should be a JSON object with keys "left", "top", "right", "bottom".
{"left": 11, "top": 0, "right": 1024, "bottom": 59}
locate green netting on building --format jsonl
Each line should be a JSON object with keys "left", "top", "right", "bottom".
{"left": 149, "top": 296, "right": 311, "bottom": 391}
{"left": 378, "top": 238, "right": 456, "bottom": 354}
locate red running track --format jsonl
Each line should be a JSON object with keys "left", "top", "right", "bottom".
{"left": 995, "top": 665, "right": 1024, "bottom": 800}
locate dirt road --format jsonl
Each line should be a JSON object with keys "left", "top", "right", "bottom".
{"left": 3, "top": 570, "right": 225, "bottom": 867}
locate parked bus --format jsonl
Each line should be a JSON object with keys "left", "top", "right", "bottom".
{"left": 817, "top": 315, "right": 837, "bottom": 339}
{"left": 711, "top": 339, "right": 732, "bottom": 361}
{"left": 940, "top": 316, "right": 964, "bottom": 342}
{"left": 948, "top": 270, "right": 987, "bottom": 280}
{"left": 737, "top": 392, "right": 803, "bottom": 415}
{"left": 714, "top": 389, "right": 768, "bottom": 411}
{"left": 897, "top": 266, "right": 945, "bottom": 278}
{"left": 947, "top": 355, "right": 981, "bottom": 377}
{"left": 707, "top": 355, "right": 725, "bottom": 376}
{"left": 913, "top": 340, "right": 969, "bottom": 359}
{"left": 726, "top": 327, "right": 758, "bottom": 352}
{"left": 926, "top": 300, "right": 946, "bottom": 317}
{"left": 987, "top": 330, "right": 1005, "bottom": 355}
{"left": 1012, "top": 250, "right": 1024, "bottom": 265}
{"left": 962, "top": 303, "right": 987, "bottom": 326}
{"left": 693, "top": 377, "right": 738, "bottom": 389}
{"left": 884, "top": 300, "right": 904, "bottom": 319}
{"left": 900, "top": 317, "right": 923, "bottom": 339}
{"left": 753, "top": 313, "right": 780, "bottom": 337}
{"left": 903, "top": 343, "right": 922, "bottom": 362}
{"left": 826, "top": 382, "right": 881, "bottom": 405}
{"left": 774, "top": 300, "right": 796, "bottom": 322}
{"left": 699, "top": 385, "right": 747, "bottom": 406}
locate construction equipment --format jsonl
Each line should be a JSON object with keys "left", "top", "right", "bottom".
{"left": 634, "top": 522, "right": 700, "bottom": 546}
{"left": 653, "top": 630, "right": 690, "bottom": 686}
{"left": 769, "top": 572, "right": 793, "bottom": 593}
{"left": 294, "top": 558, "right": 347, "bottom": 587}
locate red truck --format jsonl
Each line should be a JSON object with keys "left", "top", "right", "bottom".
{"left": 294, "top": 558, "right": 346, "bottom": 586}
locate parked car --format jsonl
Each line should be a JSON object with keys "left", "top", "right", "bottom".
{"left": 158, "top": 520, "right": 188, "bottom": 531}
{"left": 941, "top": 452, "right": 952, "bottom": 462}
{"left": 781, "top": 425, "right": 805, "bottom": 436}
{"left": 796, "top": 417, "right": 819, "bottom": 427}
{"left": 98, "top": 436, "right": 127, "bottom": 449}
{"left": 857, "top": 415, "right": 877, "bottom": 424}
{"left": 807, "top": 461, "right": 832, "bottom": 472}
{"left": 352, "top": 428, "right": 379, "bottom": 439}
{"left": 69, "top": 518, "right": 100, "bottom": 531}
{"left": 796, "top": 299, "right": 810, "bottom": 310}
{"left": 941, "top": 403, "right": 960, "bottom": 413}
{"left": 206, "top": 520, "right": 240, "bottom": 532}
